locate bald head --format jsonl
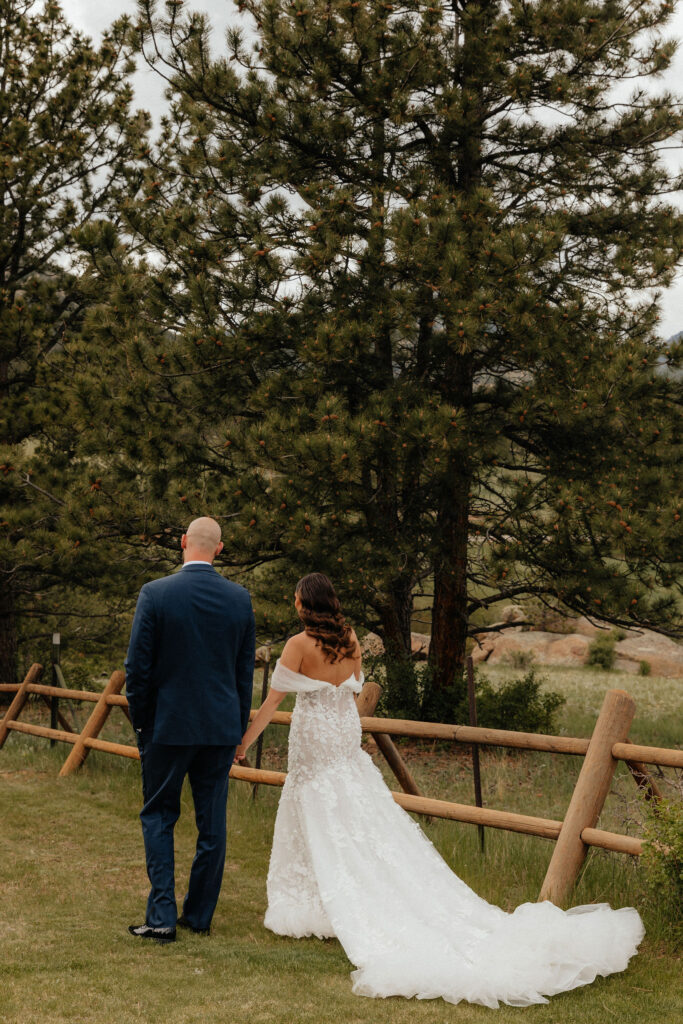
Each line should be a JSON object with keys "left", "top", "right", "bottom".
{"left": 181, "top": 517, "right": 223, "bottom": 563}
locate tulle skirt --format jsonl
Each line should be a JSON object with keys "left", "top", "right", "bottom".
{"left": 265, "top": 748, "right": 643, "bottom": 1008}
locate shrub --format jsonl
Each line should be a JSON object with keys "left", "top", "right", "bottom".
{"left": 641, "top": 799, "right": 683, "bottom": 947}
{"left": 638, "top": 660, "right": 652, "bottom": 676}
{"left": 505, "top": 650, "right": 536, "bottom": 669}
{"left": 587, "top": 632, "right": 616, "bottom": 669}
{"left": 469, "top": 669, "right": 565, "bottom": 734}
{"left": 369, "top": 654, "right": 422, "bottom": 721}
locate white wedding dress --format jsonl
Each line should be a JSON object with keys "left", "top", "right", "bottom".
{"left": 263, "top": 660, "right": 644, "bottom": 1008}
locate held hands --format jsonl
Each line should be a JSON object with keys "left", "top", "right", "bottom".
{"left": 234, "top": 743, "right": 249, "bottom": 763}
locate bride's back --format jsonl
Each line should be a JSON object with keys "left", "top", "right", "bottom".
{"left": 294, "top": 631, "right": 361, "bottom": 686}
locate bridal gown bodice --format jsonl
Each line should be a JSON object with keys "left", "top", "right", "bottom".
{"left": 263, "top": 660, "right": 643, "bottom": 1008}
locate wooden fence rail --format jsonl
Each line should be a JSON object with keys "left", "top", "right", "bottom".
{"left": 228, "top": 763, "right": 644, "bottom": 856}
{"left": 1, "top": 665, "right": 681, "bottom": 906}
{"left": 251, "top": 708, "right": 683, "bottom": 769}
{"left": 3, "top": 678, "right": 679, "bottom": 770}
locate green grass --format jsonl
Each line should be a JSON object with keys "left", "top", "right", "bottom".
{"left": 0, "top": 666, "right": 681, "bottom": 1024}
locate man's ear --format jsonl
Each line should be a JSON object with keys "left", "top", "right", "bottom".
{"left": 215, "top": 541, "right": 224, "bottom": 556}
{"left": 181, "top": 534, "right": 187, "bottom": 549}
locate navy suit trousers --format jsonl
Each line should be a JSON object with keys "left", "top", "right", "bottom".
{"left": 137, "top": 732, "right": 236, "bottom": 931}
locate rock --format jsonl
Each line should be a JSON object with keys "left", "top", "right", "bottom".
{"left": 572, "top": 616, "right": 612, "bottom": 638}
{"left": 254, "top": 645, "right": 272, "bottom": 666}
{"left": 500, "top": 605, "right": 526, "bottom": 624}
{"left": 614, "top": 630, "right": 683, "bottom": 678}
{"left": 477, "top": 630, "right": 590, "bottom": 669}
{"left": 471, "top": 616, "right": 536, "bottom": 663}
{"left": 359, "top": 632, "right": 431, "bottom": 660}
{"left": 528, "top": 606, "right": 578, "bottom": 634}
{"left": 486, "top": 631, "right": 557, "bottom": 665}
{"left": 360, "top": 632, "right": 384, "bottom": 658}
{"left": 411, "top": 632, "right": 430, "bottom": 659}
{"left": 544, "top": 634, "right": 592, "bottom": 664}
{"left": 365, "top": 622, "right": 683, "bottom": 677}
{"left": 470, "top": 632, "right": 499, "bottom": 664}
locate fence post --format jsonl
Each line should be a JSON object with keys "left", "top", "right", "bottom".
{"left": 539, "top": 688, "right": 635, "bottom": 905}
{"left": 50, "top": 634, "right": 61, "bottom": 747}
{"left": 0, "top": 664, "right": 43, "bottom": 748}
{"left": 59, "top": 670, "right": 125, "bottom": 776}
{"left": 356, "top": 680, "right": 383, "bottom": 718}
{"left": 357, "top": 682, "right": 423, "bottom": 798}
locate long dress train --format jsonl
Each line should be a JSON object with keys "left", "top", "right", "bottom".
{"left": 263, "top": 661, "right": 643, "bottom": 1008}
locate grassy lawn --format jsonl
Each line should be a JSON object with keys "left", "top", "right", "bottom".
{"left": 0, "top": 665, "right": 680, "bottom": 1024}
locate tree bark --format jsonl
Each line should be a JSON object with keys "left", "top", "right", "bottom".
{"left": 0, "top": 573, "right": 18, "bottom": 691}
{"left": 427, "top": 7, "right": 483, "bottom": 692}
{"left": 379, "top": 576, "right": 414, "bottom": 663}
{"left": 429, "top": 459, "right": 472, "bottom": 689}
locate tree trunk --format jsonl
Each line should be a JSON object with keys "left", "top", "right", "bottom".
{"left": 429, "top": 461, "right": 471, "bottom": 690}
{"left": 0, "top": 573, "right": 18, "bottom": 690}
{"left": 426, "top": 7, "right": 483, "bottom": 692}
{"left": 377, "top": 576, "right": 416, "bottom": 711}
{"left": 379, "top": 577, "right": 414, "bottom": 663}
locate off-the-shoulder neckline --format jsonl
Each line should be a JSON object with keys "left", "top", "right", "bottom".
{"left": 274, "top": 658, "right": 362, "bottom": 689}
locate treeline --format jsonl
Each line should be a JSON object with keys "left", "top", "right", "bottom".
{"left": 1, "top": 0, "right": 682, "bottom": 696}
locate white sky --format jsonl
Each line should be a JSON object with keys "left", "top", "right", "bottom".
{"left": 62, "top": 0, "right": 683, "bottom": 339}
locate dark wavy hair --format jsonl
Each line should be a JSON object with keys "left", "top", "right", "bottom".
{"left": 296, "top": 572, "right": 356, "bottom": 662}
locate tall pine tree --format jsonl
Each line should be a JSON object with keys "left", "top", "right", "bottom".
{"left": 0, "top": 0, "right": 148, "bottom": 682}
{"left": 79, "top": 0, "right": 681, "bottom": 699}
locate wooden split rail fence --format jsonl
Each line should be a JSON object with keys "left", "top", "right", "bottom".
{"left": 1, "top": 663, "right": 682, "bottom": 905}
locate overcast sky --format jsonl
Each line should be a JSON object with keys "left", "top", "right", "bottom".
{"left": 62, "top": 0, "right": 683, "bottom": 338}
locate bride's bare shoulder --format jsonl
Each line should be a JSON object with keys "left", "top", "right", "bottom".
{"left": 280, "top": 632, "right": 309, "bottom": 671}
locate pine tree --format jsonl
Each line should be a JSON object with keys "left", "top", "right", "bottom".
{"left": 81, "top": 0, "right": 682, "bottom": 700}
{"left": 0, "top": 0, "right": 149, "bottom": 682}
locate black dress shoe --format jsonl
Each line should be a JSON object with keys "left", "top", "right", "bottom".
{"left": 177, "top": 915, "right": 210, "bottom": 936}
{"left": 128, "top": 923, "right": 176, "bottom": 944}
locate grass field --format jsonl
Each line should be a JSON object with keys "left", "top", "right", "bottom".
{"left": 0, "top": 665, "right": 681, "bottom": 1024}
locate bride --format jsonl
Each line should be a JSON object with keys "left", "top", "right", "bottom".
{"left": 235, "top": 572, "right": 643, "bottom": 1008}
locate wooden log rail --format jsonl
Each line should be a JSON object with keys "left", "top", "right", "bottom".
{"left": 2, "top": 678, "right": 681, "bottom": 767}
{"left": 1, "top": 706, "right": 648, "bottom": 859}
{"left": 0, "top": 685, "right": 652, "bottom": 861}
{"left": 250, "top": 709, "right": 683, "bottom": 769}
{"left": 0, "top": 682, "right": 100, "bottom": 702}
{"left": 229, "top": 764, "right": 643, "bottom": 856}
{"left": 2, "top": 669, "right": 679, "bottom": 905}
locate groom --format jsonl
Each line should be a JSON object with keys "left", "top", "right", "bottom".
{"left": 125, "top": 517, "right": 255, "bottom": 943}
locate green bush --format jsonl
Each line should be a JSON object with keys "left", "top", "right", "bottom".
{"left": 469, "top": 669, "right": 565, "bottom": 734}
{"left": 641, "top": 799, "right": 683, "bottom": 947}
{"left": 377, "top": 660, "right": 565, "bottom": 734}
{"left": 638, "top": 660, "right": 652, "bottom": 676}
{"left": 587, "top": 632, "right": 616, "bottom": 669}
{"left": 371, "top": 655, "right": 423, "bottom": 721}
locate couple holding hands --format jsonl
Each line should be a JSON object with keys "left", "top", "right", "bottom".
{"left": 124, "top": 516, "right": 642, "bottom": 1008}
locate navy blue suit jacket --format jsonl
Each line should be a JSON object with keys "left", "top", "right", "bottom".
{"left": 124, "top": 564, "right": 255, "bottom": 745}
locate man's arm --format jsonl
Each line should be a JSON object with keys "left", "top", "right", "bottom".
{"left": 124, "top": 585, "right": 157, "bottom": 733}
{"left": 235, "top": 602, "right": 256, "bottom": 736}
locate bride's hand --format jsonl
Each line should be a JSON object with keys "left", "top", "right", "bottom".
{"left": 234, "top": 743, "right": 248, "bottom": 763}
